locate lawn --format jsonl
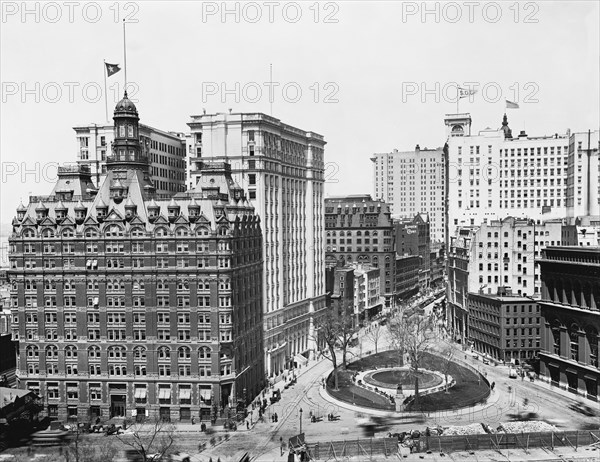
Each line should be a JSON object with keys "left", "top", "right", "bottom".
{"left": 327, "top": 350, "right": 490, "bottom": 412}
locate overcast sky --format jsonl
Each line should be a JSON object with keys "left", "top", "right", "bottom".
{"left": 1, "top": 1, "right": 599, "bottom": 236}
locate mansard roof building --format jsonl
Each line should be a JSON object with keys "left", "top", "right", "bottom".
{"left": 8, "top": 93, "right": 264, "bottom": 423}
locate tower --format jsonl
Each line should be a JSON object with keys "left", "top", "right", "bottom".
{"left": 444, "top": 113, "right": 472, "bottom": 138}
{"left": 106, "top": 92, "right": 155, "bottom": 200}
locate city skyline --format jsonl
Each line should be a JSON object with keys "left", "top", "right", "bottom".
{"left": 1, "top": 1, "right": 599, "bottom": 231}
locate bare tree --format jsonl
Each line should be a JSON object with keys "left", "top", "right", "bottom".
{"left": 363, "top": 321, "right": 383, "bottom": 354}
{"left": 115, "top": 418, "right": 177, "bottom": 462}
{"left": 441, "top": 346, "right": 455, "bottom": 393}
{"left": 387, "top": 308, "right": 437, "bottom": 407}
{"left": 315, "top": 306, "right": 358, "bottom": 390}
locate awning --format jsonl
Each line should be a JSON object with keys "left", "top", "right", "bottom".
{"left": 566, "top": 368, "right": 578, "bottom": 375}
{"left": 134, "top": 388, "right": 147, "bottom": 399}
{"left": 179, "top": 388, "right": 191, "bottom": 400}
{"left": 158, "top": 388, "right": 171, "bottom": 400}
{"left": 199, "top": 387, "right": 212, "bottom": 400}
{"left": 294, "top": 355, "right": 308, "bottom": 366}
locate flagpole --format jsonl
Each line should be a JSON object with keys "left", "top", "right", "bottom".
{"left": 269, "top": 63, "right": 273, "bottom": 116}
{"left": 123, "top": 20, "right": 127, "bottom": 95}
{"left": 103, "top": 60, "right": 109, "bottom": 123}
{"left": 456, "top": 85, "right": 459, "bottom": 114}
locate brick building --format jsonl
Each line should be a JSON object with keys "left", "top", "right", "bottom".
{"left": 325, "top": 196, "right": 395, "bottom": 308}
{"left": 8, "top": 94, "right": 264, "bottom": 422}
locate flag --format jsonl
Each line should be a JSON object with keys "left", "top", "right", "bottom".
{"left": 458, "top": 87, "right": 478, "bottom": 99}
{"left": 506, "top": 100, "right": 520, "bottom": 109}
{"left": 105, "top": 62, "right": 121, "bottom": 77}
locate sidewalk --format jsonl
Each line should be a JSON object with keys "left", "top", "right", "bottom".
{"left": 241, "top": 356, "right": 324, "bottom": 432}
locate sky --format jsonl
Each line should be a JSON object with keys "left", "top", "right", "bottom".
{"left": 1, "top": 0, "right": 599, "bottom": 252}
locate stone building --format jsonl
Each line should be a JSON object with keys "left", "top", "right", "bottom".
{"left": 8, "top": 94, "right": 263, "bottom": 422}
{"left": 538, "top": 246, "right": 600, "bottom": 401}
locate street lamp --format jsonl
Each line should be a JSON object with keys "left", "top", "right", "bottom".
{"left": 299, "top": 408, "right": 303, "bottom": 434}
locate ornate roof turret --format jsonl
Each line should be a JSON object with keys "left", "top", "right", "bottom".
{"left": 501, "top": 113, "right": 513, "bottom": 139}
{"left": 114, "top": 91, "right": 138, "bottom": 116}
{"left": 17, "top": 201, "right": 27, "bottom": 212}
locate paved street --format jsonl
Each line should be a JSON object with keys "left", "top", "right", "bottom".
{"left": 162, "top": 296, "right": 599, "bottom": 461}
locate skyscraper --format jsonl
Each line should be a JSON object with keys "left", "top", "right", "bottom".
{"left": 187, "top": 112, "right": 326, "bottom": 377}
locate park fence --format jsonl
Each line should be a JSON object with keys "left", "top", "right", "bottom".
{"left": 306, "top": 430, "right": 600, "bottom": 460}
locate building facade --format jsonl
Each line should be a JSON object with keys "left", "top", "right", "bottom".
{"left": 538, "top": 246, "right": 600, "bottom": 401}
{"left": 8, "top": 95, "right": 264, "bottom": 422}
{"left": 447, "top": 227, "right": 475, "bottom": 345}
{"left": 352, "top": 264, "right": 383, "bottom": 323}
{"left": 430, "top": 241, "right": 445, "bottom": 289}
{"left": 394, "top": 214, "right": 431, "bottom": 291}
{"left": 187, "top": 112, "right": 326, "bottom": 377}
{"left": 394, "top": 254, "right": 420, "bottom": 302}
{"left": 74, "top": 123, "right": 187, "bottom": 196}
{"left": 562, "top": 216, "right": 600, "bottom": 247}
{"left": 372, "top": 146, "right": 445, "bottom": 242}
{"left": 325, "top": 196, "right": 395, "bottom": 308}
{"left": 468, "top": 292, "right": 541, "bottom": 364}
{"left": 445, "top": 113, "right": 599, "bottom": 237}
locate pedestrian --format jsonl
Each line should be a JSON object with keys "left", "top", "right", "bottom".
{"left": 491, "top": 381, "right": 495, "bottom": 391}
{"left": 280, "top": 437, "right": 285, "bottom": 456}
{"left": 246, "top": 421, "right": 249, "bottom": 430}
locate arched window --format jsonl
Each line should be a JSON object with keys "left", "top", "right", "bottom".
{"left": 218, "top": 226, "right": 229, "bottom": 236}
{"left": 178, "top": 346, "right": 191, "bottom": 360}
{"left": 42, "top": 228, "right": 55, "bottom": 238}
{"left": 62, "top": 228, "right": 74, "bottom": 237}
{"left": 65, "top": 345, "right": 78, "bottom": 358}
{"left": 26, "top": 345, "right": 39, "bottom": 358}
{"left": 356, "top": 231, "right": 362, "bottom": 236}
{"left": 133, "top": 346, "right": 146, "bottom": 360}
{"left": 105, "top": 224, "right": 123, "bottom": 237}
{"left": 22, "top": 228, "right": 35, "bottom": 238}
{"left": 198, "top": 347, "right": 211, "bottom": 360}
{"left": 569, "top": 323, "right": 580, "bottom": 361}
{"left": 551, "top": 320, "right": 562, "bottom": 356}
{"left": 197, "top": 226, "right": 210, "bottom": 236}
{"left": 158, "top": 346, "right": 170, "bottom": 360}
{"left": 155, "top": 227, "right": 169, "bottom": 237}
{"left": 88, "top": 346, "right": 101, "bottom": 359}
{"left": 131, "top": 227, "right": 145, "bottom": 237}
{"left": 176, "top": 226, "right": 189, "bottom": 237}
{"left": 108, "top": 346, "right": 126, "bottom": 359}
{"left": 84, "top": 228, "right": 98, "bottom": 238}
{"left": 46, "top": 345, "right": 58, "bottom": 359}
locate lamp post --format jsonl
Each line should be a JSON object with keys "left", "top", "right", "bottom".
{"left": 299, "top": 408, "right": 303, "bottom": 434}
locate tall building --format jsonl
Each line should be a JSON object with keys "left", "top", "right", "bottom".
{"left": 325, "top": 195, "right": 396, "bottom": 308}
{"left": 468, "top": 292, "right": 541, "bottom": 364}
{"left": 394, "top": 214, "right": 431, "bottom": 291}
{"left": 8, "top": 95, "right": 264, "bottom": 422}
{"left": 394, "top": 254, "right": 420, "bottom": 302}
{"left": 187, "top": 112, "right": 326, "bottom": 377}
{"left": 74, "top": 123, "right": 187, "bottom": 196}
{"left": 537, "top": 246, "right": 599, "bottom": 401}
{"left": 445, "top": 113, "right": 599, "bottom": 237}
{"left": 447, "top": 217, "right": 562, "bottom": 345}
{"left": 371, "top": 146, "right": 445, "bottom": 242}
{"left": 430, "top": 241, "right": 445, "bottom": 289}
